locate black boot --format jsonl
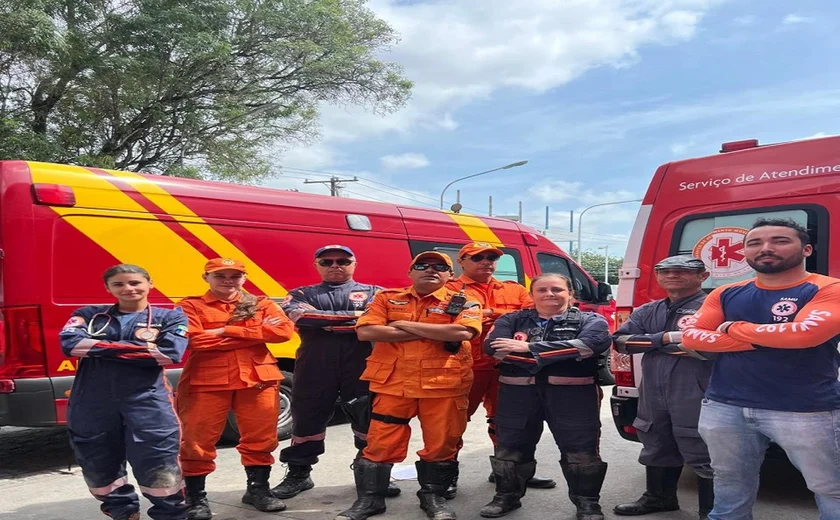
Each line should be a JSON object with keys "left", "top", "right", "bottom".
{"left": 613, "top": 466, "right": 682, "bottom": 516}
{"left": 416, "top": 460, "right": 458, "bottom": 520}
{"left": 561, "top": 457, "right": 608, "bottom": 520}
{"left": 698, "top": 476, "right": 714, "bottom": 519}
{"left": 184, "top": 475, "right": 212, "bottom": 520}
{"left": 336, "top": 458, "right": 391, "bottom": 520}
{"left": 354, "top": 449, "right": 400, "bottom": 498}
{"left": 242, "top": 466, "right": 287, "bottom": 512}
{"left": 271, "top": 464, "right": 315, "bottom": 499}
{"left": 479, "top": 457, "right": 536, "bottom": 518}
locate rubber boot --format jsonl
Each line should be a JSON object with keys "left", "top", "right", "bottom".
{"left": 443, "top": 466, "right": 458, "bottom": 500}
{"left": 698, "top": 476, "right": 714, "bottom": 519}
{"left": 271, "top": 464, "right": 315, "bottom": 499}
{"left": 613, "top": 466, "right": 682, "bottom": 516}
{"left": 561, "top": 457, "right": 608, "bottom": 520}
{"left": 335, "top": 458, "right": 391, "bottom": 520}
{"left": 184, "top": 475, "right": 212, "bottom": 520}
{"left": 416, "top": 460, "right": 458, "bottom": 520}
{"left": 242, "top": 466, "right": 287, "bottom": 512}
{"left": 355, "top": 449, "right": 401, "bottom": 498}
{"left": 479, "top": 457, "right": 536, "bottom": 518}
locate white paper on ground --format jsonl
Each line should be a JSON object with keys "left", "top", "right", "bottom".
{"left": 391, "top": 464, "right": 418, "bottom": 480}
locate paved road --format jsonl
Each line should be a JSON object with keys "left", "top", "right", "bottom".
{"left": 0, "top": 389, "right": 820, "bottom": 519}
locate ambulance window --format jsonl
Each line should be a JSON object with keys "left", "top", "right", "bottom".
{"left": 537, "top": 253, "right": 596, "bottom": 302}
{"left": 536, "top": 253, "right": 572, "bottom": 279}
{"left": 494, "top": 255, "right": 519, "bottom": 282}
{"left": 673, "top": 208, "right": 823, "bottom": 289}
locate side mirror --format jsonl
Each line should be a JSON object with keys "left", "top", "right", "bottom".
{"left": 597, "top": 282, "right": 613, "bottom": 304}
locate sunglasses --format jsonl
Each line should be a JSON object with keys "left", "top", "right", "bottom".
{"left": 468, "top": 253, "right": 500, "bottom": 262}
{"left": 411, "top": 263, "right": 451, "bottom": 272}
{"left": 317, "top": 258, "right": 354, "bottom": 267}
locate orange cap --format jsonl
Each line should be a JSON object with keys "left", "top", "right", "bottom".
{"left": 411, "top": 251, "right": 454, "bottom": 270}
{"left": 204, "top": 258, "right": 247, "bottom": 273}
{"left": 458, "top": 242, "right": 504, "bottom": 259}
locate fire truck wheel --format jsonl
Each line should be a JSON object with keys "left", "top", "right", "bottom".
{"left": 220, "top": 370, "right": 294, "bottom": 443}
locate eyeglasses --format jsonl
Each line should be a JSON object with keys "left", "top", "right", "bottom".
{"left": 411, "top": 263, "right": 451, "bottom": 272}
{"left": 468, "top": 253, "right": 500, "bottom": 262}
{"left": 318, "top": 258, "right": 354, "bottom": 267}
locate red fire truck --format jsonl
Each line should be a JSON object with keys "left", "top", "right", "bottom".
{"left": 0, "top": 160, "right": 613, "bottom": 440}
{"left": 610, "top": 135, "right": 840, "bottom": 440}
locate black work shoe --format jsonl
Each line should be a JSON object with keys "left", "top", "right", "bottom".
{"left": 271, "top": 464, "right": 315, "bottom": 499}
{"left": 242, "top": 466, "right": 287, "bottom": 512}
{"left": 184, "top": 475, "right": 213, "bottom": 520}
{"left": 335, "top": 458, "right": 391, "bottom": 520}
{"left": 613, "top": 466, "right": 682, "bottom": 516}
{"left": 479, "top": 457, "right": 535, "bottom": 518}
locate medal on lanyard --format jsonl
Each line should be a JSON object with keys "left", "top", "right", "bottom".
{"left": 134, "top": 306, "right": 158, "bottom": 341}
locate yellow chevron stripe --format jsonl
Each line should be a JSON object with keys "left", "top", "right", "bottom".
{"left": 445, "top": 212, "right": 532, "bottom": 288}
{"left": 29, "top": 164, "right": 209, "bottom": 300}
{"left": 105, "top": 169, "right": 289, "bottom": 298}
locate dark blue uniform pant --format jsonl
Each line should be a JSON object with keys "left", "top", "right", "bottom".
{"left": 67, "top": 387, "right": 186, "bottom": 520}
{"left": 494, "top": 382, "right": 602, "bottom": 462}
{"left": 280, "top": 336, "right": 371, "bottom": 466}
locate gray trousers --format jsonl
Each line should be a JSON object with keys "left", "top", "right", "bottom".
{"left": 633, "top": 352, "right": 713, "bottom": 478}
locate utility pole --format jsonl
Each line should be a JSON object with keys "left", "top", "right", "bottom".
{"left": 569, "top": 210, "right": 574, "bottom": 255}
{"left": 489, "top": 196, "right": 493, "bottom": 216}
{"left": 518, "top": 201, "right": 523, "bottom": 223}
{"left": 304, "top": 176, "right": 358, "bottom": 196}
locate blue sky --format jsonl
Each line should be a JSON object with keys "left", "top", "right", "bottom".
{"left": 264, "top": 0, "right": 840, "bottom": 258}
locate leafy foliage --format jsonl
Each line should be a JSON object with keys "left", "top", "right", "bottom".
{"left": 0, "top": 0, "right": 412, "bottom": 181}
{"left": 573, "top": 249, "right": 623, "bottom": 285}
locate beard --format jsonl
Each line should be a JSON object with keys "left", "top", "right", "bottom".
{"left": 747, "top": 252, "right": 805, "bottom": 274}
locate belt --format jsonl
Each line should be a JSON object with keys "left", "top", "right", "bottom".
{"left": 498, "top": 375, "right": 595, "bottom": 386}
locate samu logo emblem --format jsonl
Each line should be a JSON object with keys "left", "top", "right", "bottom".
{"left": 771, "top": 301, "right": 798, "bottom": 317}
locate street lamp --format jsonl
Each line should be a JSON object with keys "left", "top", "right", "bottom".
{"left": 598, "top": 245, "right": 609, "bottom": 283}
{"left": 439, "top": 161, "right": 529, "bottom": 209}
{"left": 577, "top": 199, "right": 642, "bottom": 263}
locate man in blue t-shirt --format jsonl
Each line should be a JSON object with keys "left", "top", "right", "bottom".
{"left": 683, "top": 217, "right": 840, "bottom": 520}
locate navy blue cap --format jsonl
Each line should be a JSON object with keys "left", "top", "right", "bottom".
{"left": 314, "top": 244, "right": 355, "bottom": 258}
{"left": 654, "top": 255, "right": 706, "bottom": 271}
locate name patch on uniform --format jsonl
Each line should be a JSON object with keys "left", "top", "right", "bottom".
{"left": 675, "top": 309, "right": 697, "bottom": 315}
{"left": 427, "top": 307, "right": 446, "bottom": 314}
{"left": 388, "top": 299, "right": 410, "bottom": 305}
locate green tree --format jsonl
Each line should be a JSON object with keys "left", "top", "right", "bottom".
{"left": 573, "top": 250, "right": 623, "bottom": 286}
{"left": 0, "top": 0, "right": 411, "bottom": 182}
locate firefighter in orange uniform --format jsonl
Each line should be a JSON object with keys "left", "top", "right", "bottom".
{"left": 335, "top": 252, "right": 482, "bottom": 520}
{"left": 176, "top": 258, "right": 294, "bottom": 519}
{"left": 444, "top": 242, "right": 555, "bottom": 497}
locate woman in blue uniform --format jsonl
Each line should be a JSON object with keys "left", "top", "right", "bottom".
{"left": 59, "top": 264, "right": 189, "bottom": 520}
{"left": 480, "top": 273, "right": 611, "bottom": 520}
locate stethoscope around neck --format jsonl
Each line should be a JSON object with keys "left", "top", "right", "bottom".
{"left": 87, "top": 305, "right": 157, "bottom": 341}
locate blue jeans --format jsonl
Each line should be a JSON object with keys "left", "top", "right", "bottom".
{"left": 698, "top": 399, "right": 840, "bottom": 520}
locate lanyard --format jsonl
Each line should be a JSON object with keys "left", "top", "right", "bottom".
{"left": 86, "top": 306, "right": 154, "bottom": 340}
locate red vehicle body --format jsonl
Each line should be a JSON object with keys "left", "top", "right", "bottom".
{"left": 610, "top": 135, "right": 840, "bottom": 441}
{"left": 0, "top": 161, "right": 612, "bottom": 438}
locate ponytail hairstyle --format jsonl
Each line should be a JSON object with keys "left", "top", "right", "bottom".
{"left": 227, "top": 291, "right": 263, "bottom": 323}
{"left": 103, "top": 264, "right": 151, "bottom": 283}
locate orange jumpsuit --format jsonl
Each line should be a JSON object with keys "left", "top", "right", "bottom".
{"left": 177, "top": 292, "right": 294, "bottom": 476}
{"left": 357, "top": 286, "right": 482, "bottom": 463}
{"left": 446, "top": 275, "right": 532, "bottom": 443}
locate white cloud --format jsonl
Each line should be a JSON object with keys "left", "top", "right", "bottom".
{"left": 380, "top": 152, "right": 431, "bottom": 170}
{"left": 782, "top": 14, "right": 812, "bottom": 25}
{"left": 670, "top": 141, "right": 694, "bottom": 155}
{"left": 279, "top": 0, "right": 726, "bottom": 168}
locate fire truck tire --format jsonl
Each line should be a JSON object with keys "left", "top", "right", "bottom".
{"left": 220, "top": 370, "right": 294, "bottom": 443}
{"left": 598, "top": 354, "right": 616, "bottom": 386}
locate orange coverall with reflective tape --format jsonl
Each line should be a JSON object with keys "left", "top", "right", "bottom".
{"left": 176, "top": 292, "right": 294, "bottom": 476}
{"left": 447, "top": 275, "right": 532, "bottom": 442}
{"left": 356, "top": 287, "right": 482, "bottom": 463}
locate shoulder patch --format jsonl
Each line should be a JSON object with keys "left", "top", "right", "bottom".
{"left": 174, "top": 324, "right": 189, "bottom": 337}
{"left": 64, "top": 316, "right": 86, "bottom": 328}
